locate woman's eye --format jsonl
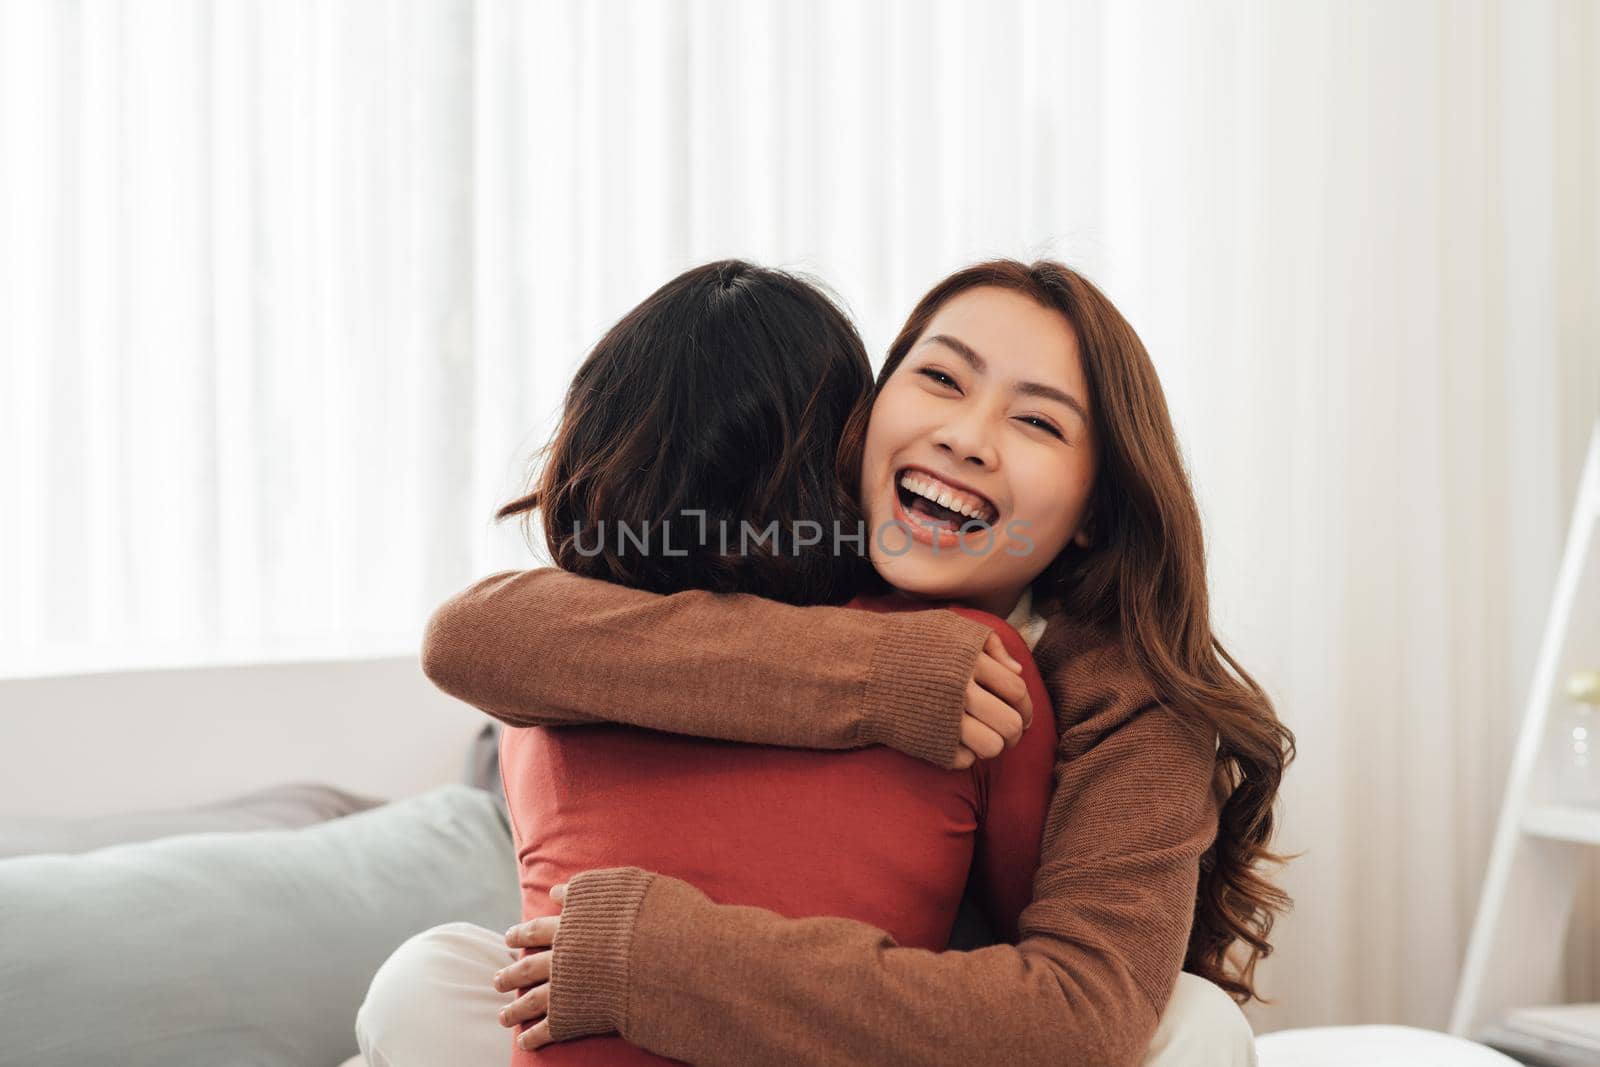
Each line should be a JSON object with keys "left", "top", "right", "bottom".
{"left": 917, "top": 367, "right": 959, "bottom": 390}
{"left": 1017, "top": 415, "right": 1065, "bottom": 440}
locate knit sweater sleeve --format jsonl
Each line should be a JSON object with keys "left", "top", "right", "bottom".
{"left": 546, "top": 625, "right": 1221, "bottom": 1067}
{"left": 420, "top": 567, "right": 990, "bottom": 766}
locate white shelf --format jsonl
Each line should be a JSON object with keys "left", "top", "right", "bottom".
{"left": 1451, "top": 420, "right": 1600, "bottom": 1037}
{"left": 1522, "top": 804, "right": 1600, "bottom": 846}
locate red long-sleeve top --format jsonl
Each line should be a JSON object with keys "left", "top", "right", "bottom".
{"left": 497, "top": 593, "right": 1056, "bottom": 1066}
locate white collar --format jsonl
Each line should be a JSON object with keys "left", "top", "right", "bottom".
{"left": 1004, "top": 586, "right": 1049, "bottom": 651}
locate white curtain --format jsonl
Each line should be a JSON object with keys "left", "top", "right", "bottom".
{"left": 1, "top": 0, "right": 1596, "bottom": 1032}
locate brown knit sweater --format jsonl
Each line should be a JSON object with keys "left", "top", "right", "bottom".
{"left": 421, "top": 568, "right": 1220, "bottom": 1067}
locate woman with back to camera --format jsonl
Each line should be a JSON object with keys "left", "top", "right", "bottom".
{"left": 361, "top": 259, "right": 1290, "bottom": 1066}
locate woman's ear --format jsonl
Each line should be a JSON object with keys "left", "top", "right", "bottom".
{"left": 1072, "top": 516, "right": 1093, "bottom": 548}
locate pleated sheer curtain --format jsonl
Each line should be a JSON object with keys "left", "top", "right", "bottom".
{"left": 2, "top": 0, "right": 1597, "bottom": 1033}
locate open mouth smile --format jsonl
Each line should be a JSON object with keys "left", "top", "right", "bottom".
{"left": 891, "top": 466, "right": 1000, "bottom": 548}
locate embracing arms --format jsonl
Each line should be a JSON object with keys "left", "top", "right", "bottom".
{"left": 426, "top": 568, "right": 1218, "bottom": 1065}
{"left": 541, "top": 634, "right": 1218, "bottom": 1066}
{"left": 421, "top": 567, "right": 1026, "bottom": 766}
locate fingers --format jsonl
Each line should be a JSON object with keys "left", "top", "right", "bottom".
{"left": 983, "top": 631, "right": 1023, "bottom": 674}
{"left": 964, "top": 679, "right": 1026, "bottom": 751}
{"left": 517, "top": 1017, "right": 554, "bottom": 1052}
{"left": 500, "top": 982, "right": 550, "bottom": 1029}
{"left": 959, "top": 713, "right": 1007, "bottom": 761}
{"left": 974, "top": 647, "right": 1032, "bottom": 730}
{"left": 500, "top": 904, "right": 563, "bottom": 1041}
{"left": 505, "top": 916, "right": 560, "bottom": 950}
{"left": 493, "top": 949, "right": 552, "bottom": 994}
{"left": 957, "top": 632, "right": 1033, "bottom": 766}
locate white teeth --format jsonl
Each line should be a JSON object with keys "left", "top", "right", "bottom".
{"left": 898, "top": 471, "right": 996, "bottom": 523}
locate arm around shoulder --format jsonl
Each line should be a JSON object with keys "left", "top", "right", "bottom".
{"left": 420, "top": 567, "right": 992, "bottom": 761}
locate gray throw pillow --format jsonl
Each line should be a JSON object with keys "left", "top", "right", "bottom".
{"left": 464, "top": 721, "right": 510, "bottom": 824}
{"left": 0, "top": 782, "right": 384, "bottom": 860}
{"left": 0, "top": 784, "right": 520, "bottom": 1067}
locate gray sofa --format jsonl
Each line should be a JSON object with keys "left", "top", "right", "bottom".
{"left": 0, "top": 784, "right": 520, "bottom": 1067}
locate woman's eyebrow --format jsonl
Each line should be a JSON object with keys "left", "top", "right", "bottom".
{"left": 922, "top": 333, "right": 1090, "bottom": 425}
{"left": 923, "top": 333, "right": 989, "bottom": 373}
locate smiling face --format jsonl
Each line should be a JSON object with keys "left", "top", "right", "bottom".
{"left": 860, "top": 285, "right": 1097, "bottom": 617}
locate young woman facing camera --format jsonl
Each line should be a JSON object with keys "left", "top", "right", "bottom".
{"left": 362, "top": 260, "right": 1289, "bottom": 1067}
{"left": 859, "top": 282, "right": 1096, "bottom": 620}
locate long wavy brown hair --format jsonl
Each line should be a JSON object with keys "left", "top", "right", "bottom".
{"left": 877, "top": 259, "right": 1295, "bottom": 1004}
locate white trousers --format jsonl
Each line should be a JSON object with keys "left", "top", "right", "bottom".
{"left": 356, "top": 922, "right": 1258, "bottom": 1066}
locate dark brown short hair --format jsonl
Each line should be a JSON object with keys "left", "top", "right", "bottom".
{"left": 498, "top": 259, "right": 877, "bottom": 605}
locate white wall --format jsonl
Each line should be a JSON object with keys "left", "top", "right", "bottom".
{"left": 0, "top": 657, "right": 483, "bottom": 818}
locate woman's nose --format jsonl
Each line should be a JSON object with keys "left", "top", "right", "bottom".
{"left": 931, "top": 414, "right": 998, "bottom": 469}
